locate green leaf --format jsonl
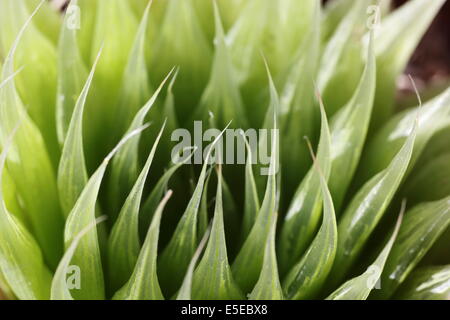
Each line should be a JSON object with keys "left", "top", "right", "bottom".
{"left": 232, "top": 70, "right": 279, "bottom": 294}
{"left": 113, "top": 1, "right": 152, "bottom": 137}
{"left": 85, "top": 0, "right": 138, "bottom": 164}
{"left": 108, "top": 69, "right": 174, "bottom": 217}
{"left": 0, "top": 3, "right": 63, "bottom": 268}
{"left": 51, "top": 216, "right": 107, "bottom": 300}
{"left": 57, "top": 48, "right": 102, "bottom": 217}
{"left": 331, "top": 118, "right": 419, "bottom": 287}
{"left": 394, "top": 265, "right": 450, "bottom": 300}
{"left": 0, "top": 0, "right": 59, "bottom": 164}
{"left": 139, "top": 146, "right": 196, "bottom": 236}
{"left": 196, "top": 2, "right": 247, "bottom": 128}
{"left": 198, "top": 167, "right": 213, "bottom": 241}
{"left": 317, "top": 1, "right": 365, "bottom": 94}
{"left": 249, "top": 214, "right": 283, "bottom": 300}
{"left": 227, "top": 0, "right": 271, "bottom": 84}
{"left": 113, "top": 191, "right": 172, "bottom": 300}
{"left": 328, "top": 32, "right": 376, "bottom": 213}
{"left": 372, "top": 0, "right": 446, "bottom": 127}
{"left": 357, "top": 86, "right": 450, "bottom": 187}
{"left": 176, "top": 227, "right": 211, "bottom": 300}
{"left": 374, "top": 196, "right": 450, "bottom": 299}
{"left": 63, "top": 125, "right": 149, "bottom": 300}
{"left": 158, "top": 125, "right": 229, "bottom": 297}
{"left": 192, "top": 166, "right": 244, "bottom": 300}
{"left": 0, "top": 128, "right": 52, "bottom": 300}
{"left": 327, "top": 206, "right": 404, "bottom": 300}
{"left": 24, "top": 0, "right": 61, "bottom": 44}
{"left": 149, "top": 0, "right": 211, "bottom": 119}
{"left": 283, "top": 147, "right": 338, "bottom": 300}
{"left": 403, "top": 153, "right": 450, "bottom": 205}
{"left": 56, "top": 0, "right": 88, "bottom": 146}
{"left": 279, "top": 0, "right": 321, "bottom": 195}
{"left": 241, "top": 133, "right": 260, "bottom": 242}
{"left": 279, "top": 95, "right": 332, "bottom": 273}
{"left": 107, "top": 122, "right": 166, "bottom": 292}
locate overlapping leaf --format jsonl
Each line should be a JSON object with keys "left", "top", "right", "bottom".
{"left": 330, "top": 117, "right": 418, "bottom": 287}
{"left": 374, "top": 196, "right": 450, "bottom": 299}
{"left": 113, "top": 191, "right": 172, "bottom": 300}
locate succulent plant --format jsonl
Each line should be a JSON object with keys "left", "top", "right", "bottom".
{"left": 0, "top": 0, "right": 449, "bottom": 300}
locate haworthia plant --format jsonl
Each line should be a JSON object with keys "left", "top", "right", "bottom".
{"left": 0, "top": 0, "right": 448, "bottom": 301}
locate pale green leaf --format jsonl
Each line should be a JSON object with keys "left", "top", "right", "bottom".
{"left": 107, "top": 122, "right": 166, "bottom": 292}
{"left": 0, "top": 2, "right": 63, "bottom": 268}
{"left": 108, "top": 69, "right": 174, "bottom": 216}
{"left": 113, "top": 191, "right": 172, "bottom": 300}
{"left": 0, "top": 128, "right": 52, "bottom": 300}
{"left": 139, "top": 146, "right": 196, "bottom": 236}
{"left": 283, "top": 148, "right": 338, "bottom": 300}
{"left": 331, "top": 119, "right": 418, "bottom": 287}
{"left": 327, "top": 206, "right": 404, "bottom": 300}
{"left": 64, "top": 125, "right": 149, "bottom": 299}
{"left": 328, "top": 32, "right": 376, "bottom": 212}
{"left": 374, "top": 196, "right": 450, "bottom": 299}
{"left": 113, "top": 1, "right": 152, "bottom": 137}
{"left": 51, "top": 216, "right": 107, "bottom": 300}
{"left": 279, "top": 95, "right": 332, "bottom": 273}
{"left": 394, "top": 265, "right": 450, "bottom": 300}
{"left": 241, "top": 133, "right": 260, "bottom": 242}
{"left": 176, "top": 227, "right": 210, "bottom": 300}
{"left": 158, "top": 125, "right": 229, "bottom": 297}
{"left": 56, "top": 0, "right": 88, "bottom": 146}
{"left": 232, "top": 71, "right": 278, "bottom": 294}
{"left": 192, "top": 166, "right": 244, "bottom": 300}
{"left": 57, "top": 48, "right": 102, "bottom": 217}
{"left": 196, "top": 2, "right": 247, "bottom": 128}
{"left": 249, "top": 214, "right": 283, "bottom": 300}
{"left": 371, "top": 0, "right": 446, "bottom": 126}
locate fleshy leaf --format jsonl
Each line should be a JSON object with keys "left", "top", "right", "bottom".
{"left": 279, "top": 95, "right": 332, "bottom": 273}
{"left": 241, "top": 133, "right": 260, "bottom": 242}
{"left": 0, "top": 2, "right": 63, "bottom": 268}
{"left": 394, "top": 265, "right": 450, "bottom": 300}
{"left": 196, "top": 2, "right": 247, "bottom": 128}
{"left": 107, "top": 122, "right": 166, "bottom": 291}
{"left": 279, "top": 1, "right": 321, "bottom": 196}
{"left": 84, "top": 0, "right": 138, "bottom": 164}
{"left": 357, "top": 86, "right": 450, "bottom": 188}
{"left": 371, "top": 0, "right": 446, "bottom": 127}
{"left": 176, "top": 227, "right": 210, "bottom": 300}
{"left": 64, "top": 125, "right": 149, "bottom": 300}
{"left": 139, "top": 146, "right": 196, "bottom": 236}
{"left": 403, "top": 153, "right": 450, "bottom": 205}
{"left": 283, "top": 146, "right": 338, "bottom": 300}
{"left": 0, "top": 0, "right": 59, "bottom": 164}
{"left": 374, "top": 196, "right": 450, "bottom": 299}
{"left": 57, "top": 48, "right": 102, "bottom": 217}
{"left": 113, "top": 191, "right": 172, "bottom": 300}
{"left": 0, "top": 127, "right": 52, "bottom": 300}
{"left": 192, "top": 166, "right": 244, "bottom": 300}
{"left": 149, "top": 0, "right": 211, "bottom": 119}
{"left": 113, "top": 1, "right": 152, "bottom": 137}
{"left": 232, "top": 67, "right": 279, "bottom": 293}
{"left": 327, "top": 206, "right": 404, "bottom": 300}
{"left": 158, "top": 125, "right": 229, "bottom": 297}
{"left": 331, "top": 119, "right": 418, "bottom": 287}
{"left": 108, "top": 69, "right": 174, "bottom": 217}
{"left": 328, "top": 32, "right": 376, "bottom": 213}
{"left": 249, "top": 214, "right": 283, "bottom": 300}
{"left": 56, "top": 0, "right": 88, "bottom": 146}
{"left": 51, "top": 216, "right": 107, "bottom": 300}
